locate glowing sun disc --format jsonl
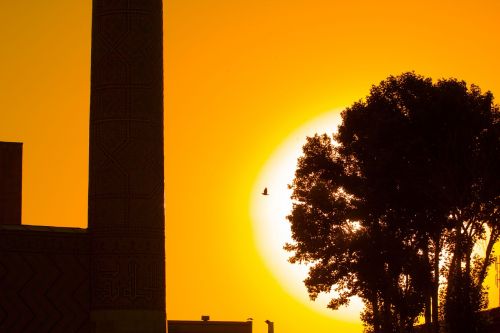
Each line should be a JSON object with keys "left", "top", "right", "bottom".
{"left": 251, "top": 109, "right": 363, "bottom": 322}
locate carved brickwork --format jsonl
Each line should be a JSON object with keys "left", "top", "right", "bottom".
{"left": 0, "top": 226, "right": 90, "bottom": 333}
{"left": 91, "top": 234, "right": 165, "bottom": 309}
{"left": 88, "top": 0, "right": 165, "bottom": 311}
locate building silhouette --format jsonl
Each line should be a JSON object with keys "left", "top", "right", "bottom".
{"left": 0, "top": 142, "right": 22, "bottom": 226}
{"left": 0, "top": 0, "right": 166, "bottom": 332}
{"left": 168, "top": 317, "right": 252, "bottom": 333}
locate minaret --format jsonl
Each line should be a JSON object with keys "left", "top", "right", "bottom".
{"left": 88, "top": 1, "right": 166, "bottom": 332}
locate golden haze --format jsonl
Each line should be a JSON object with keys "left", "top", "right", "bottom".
{"left": 0, "top": 1, "right": 499, "bottom": 333}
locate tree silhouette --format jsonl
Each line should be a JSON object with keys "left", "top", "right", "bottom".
{"left": 286, "top": 72, "right": 499, "bottom": 333}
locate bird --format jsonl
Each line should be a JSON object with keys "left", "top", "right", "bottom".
{"left": 262, "top": 187, "right": 269, "bottom": 195}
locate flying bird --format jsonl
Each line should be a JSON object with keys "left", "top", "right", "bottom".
{"left": 262, "top": 187, "right": 269, "bottom": 195}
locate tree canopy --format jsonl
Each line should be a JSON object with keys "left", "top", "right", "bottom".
{"left": 286, "top": 72, "right": 499, "bottom": 333}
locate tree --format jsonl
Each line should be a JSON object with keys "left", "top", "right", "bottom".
{"left": 286, "top": 72, "right": 499, "bottom": 333}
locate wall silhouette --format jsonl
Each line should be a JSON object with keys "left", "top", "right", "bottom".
{"left": 168, "top": 319, "right": 252, "bottom": 333}
{"left": 0, "top": 142, "right": 22, "bottom": 225}
{"left": 0, "top": 225, "right": 90, "bottom": 332}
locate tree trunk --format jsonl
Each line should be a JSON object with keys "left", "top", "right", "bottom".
{"left": 445, "top": 219, "right": 465, "bottom": 333}
{"left": 372, "top": 294, "right": 381, "bottom": 333}
{"left": 432, "top": 236, "right": 440, "bottom": 333}
{"left": 382, "top": 300, "right": 393, "bottom": 333}
{"left": 424, "top": 243, "right": 432, "bottom": 333}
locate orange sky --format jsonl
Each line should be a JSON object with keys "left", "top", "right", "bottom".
{"left": 1, "top": 1, "right": 500, "bottom": 333}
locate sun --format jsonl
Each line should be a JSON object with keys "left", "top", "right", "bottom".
{"left": 250, "top": 109, "right": 363, "bottom": 322}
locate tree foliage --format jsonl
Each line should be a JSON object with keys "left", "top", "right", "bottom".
{"left": 286, "top": 72, "right": 499, "bottom": 333}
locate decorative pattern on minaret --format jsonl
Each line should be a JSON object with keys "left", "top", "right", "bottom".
{"left": 88, "top": 0, "right": 165, "bottom": 311}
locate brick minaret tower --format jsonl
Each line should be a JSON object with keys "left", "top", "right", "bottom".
{"left": 88, "top": 0, "right": 166, "bottom": 331}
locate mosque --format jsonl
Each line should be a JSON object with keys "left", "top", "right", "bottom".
{"left": 0, "top": 1, "right": 263, "bottom": 332}
{"left": 0, "top": 0, "right": 164, "bottom": 331}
